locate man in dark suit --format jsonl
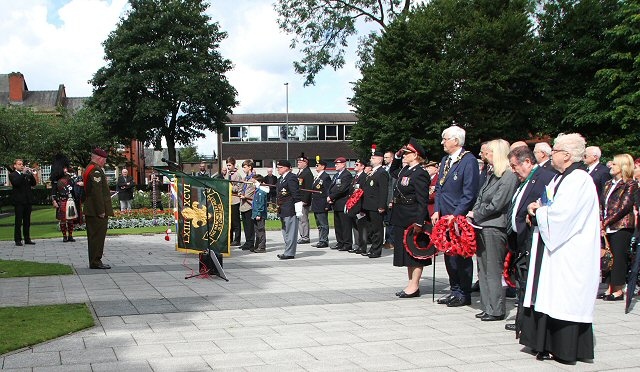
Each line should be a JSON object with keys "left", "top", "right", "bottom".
{"left": 116, "top": 168, "right": 135, "bottom": 211}
{"left": 276, "top": 160, "right": 300, "bottom": 259}
{"left": 264, "top": 168, "right": 278, "bottom": 204}
{"left": 533, "top": 142, "right": 557, "bottom": 174}
{"left": 310, "top": 159, "right": 331, "bottom": 248}
{"left": 327, "top": 157, "right": 353, "bottom": 251}
{"left": 296, "top": 154, "right": 314, "bottom": 244}
{"left": 9, "top": 159, "right": 37, "bottom": 246}
{"left": 363, "top": 151, "right": 389, "bottom": 258}
{"left": 431, "top": 126, "right": 479, "bottom": 307}
{"left": 504, "top": 146, "right": 555, "bottom": 332}
{"left": 584, "top": 145, "right": 611, "bottom": 203}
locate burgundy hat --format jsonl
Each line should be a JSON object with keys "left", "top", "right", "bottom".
{"left": 334, "top": 157, "right": 347, "bottom": 164}
{"left": 401, "top": 138, "right": 426, "bottom": 158}
{"left": 92, "top": 147, "right": 108, "bottom": 158}
{"left": 403, "top": 224, "right": 437, "bottom": 260}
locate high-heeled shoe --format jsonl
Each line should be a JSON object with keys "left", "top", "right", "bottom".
{"left": 398, "top": 289, "right": 420, "bottom": 298}
{"left": 603, "top": 293, "right": 624, "bottom": 301}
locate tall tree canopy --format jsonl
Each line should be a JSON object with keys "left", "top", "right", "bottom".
{"left": 275, "top": 0, "right": 415, "bottom": 85}
{"left": 89, "top": 0, "right": 238, "bottom": 162}
{"left": 350, "top": 0, "right": 539, "bottom": 156}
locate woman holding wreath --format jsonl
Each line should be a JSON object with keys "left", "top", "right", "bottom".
{"left": 388, "top": 138, "right": 431, "bottom": 298}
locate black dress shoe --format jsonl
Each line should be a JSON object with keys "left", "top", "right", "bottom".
{"left": 15, "top": 241, "right": 23, "bottom": 246}
{"left": 297, "top": 239, "right": 310, "bottom": 244}
{"left": 360, "top": 251, "right": 370, "bottom": 256}
{"left": 437, "top": 294, "right": 454, "bottom": 304}
{"left": 314, "top": 243, "right": 329, "bottom": 248}
{"left": 90, "top": 264, "right": 111, "bottom": 269}
{"left": 536, "top": 351, "right": 550, "bottom": 361}
{"left": 471, "top": 280, "right": 480, "bottom": 292}
{"left": 63, "top": 236, "right": 69, "bottom": 242}
{"left": 505, "top": 323, "right": 516, "bottom": 331}
{"left": 338, "top": 246, "right": 351, "bottom": 251}
{"left": 596, "top": 292, "right": 609, "bottom": 299}
{"left": 277, "top": 254, "right": 294, "bottom": 260}
{"left": 368, "top": 254, "right": 381, "bottom": 258}
{"left": 241, "top": 245, "right": 252, "bottom": 251}
{"left": 67, "top": 237, "right": 76, "bottom": 242}
{"left": 24, "top": 240, "right": 36, "bottom": 245}
{"left": 330, "top": 244, "right": 341, "bottom": 250}
{"left": 446, "top": 297, "right": 471, "bottom": 307}
{"left": 399, "top": 289, "right": 420, "bottom": 298}
{"left": 475, "top": 311, "right": 486, "bottom": 319}
{"left": 480, "top": 314, "right": 505, "bottom": 321}
{"left": 603, "top": 293, "right": 624, "bottom": 301}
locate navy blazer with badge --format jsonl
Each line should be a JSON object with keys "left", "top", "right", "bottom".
{"left": 588, "top": 162, "right": 612, "bottom": 203}
{"left": 328, "top": 169, "right": 353, "bottom": 211}
{"left": 297, "top": 167, "right": 314, "bottom": 205}
{"left": 434, "top": 149, "right": 480, "bottom": 216}
{"left": 512, "top": 166, "right": 555, "bottom": 249}
{"left": 363, "top": 166, "right": 390, "bottom": 212}
{"left": 276, "top": 171, "right": 301, "bottom": 218}
{"left": 388, "top": 157, "right": 430, "bottom": 228}
{"left": 310, "top": 171, "right": 331, "bottom": 213}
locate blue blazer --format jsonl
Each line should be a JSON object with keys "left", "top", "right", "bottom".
{"left": 434, "top": 149, "right": 479, "bottom": 216}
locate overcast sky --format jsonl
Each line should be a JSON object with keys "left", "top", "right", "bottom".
{"left": 0, "top": 0, "right": 367, "bottom": 155}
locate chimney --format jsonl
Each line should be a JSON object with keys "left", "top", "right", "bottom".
{"left": 8, "top": 72, "right": 27, "bottom": 103}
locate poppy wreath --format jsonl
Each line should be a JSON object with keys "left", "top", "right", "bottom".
{"left": 345, "top": 188, "right": 364, "bottom": 212}
{"left": 503, "top": 251, "right": 516, "bottom": 288}
{"left": 431, "top": 216, "right": 477, "bottom": 257}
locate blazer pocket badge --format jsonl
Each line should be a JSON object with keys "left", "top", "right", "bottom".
{"left": 401, "top": 177, "right": 409, "bottom": 186}
{"left": 369, "top": 180, "right": 374, "bottom": 186}
{"left": 281, "top": 188, "right": 289, "bottom": 196}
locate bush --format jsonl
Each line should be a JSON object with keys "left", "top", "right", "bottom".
{"left": 73, "top": 208, "right": 174, "bottom": 231}
{"left": 111, "top": 190, "right": 170, "bottom": 210}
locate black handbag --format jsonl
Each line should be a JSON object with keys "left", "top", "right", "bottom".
{"left": 601, "top": 235, "right": 614, "bottom": 272}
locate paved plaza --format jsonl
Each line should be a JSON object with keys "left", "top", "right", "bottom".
{"left": 1, "top": 230, "right": 640, "bottom": 371}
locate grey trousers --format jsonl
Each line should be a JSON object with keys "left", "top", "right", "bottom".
{"left": 298, "top": 205, "right": 310, "bottom": 240}
{"left": 477, "top": 227, "right": 508, "bottom": 316}
{"left": 281, "top": 215, "right": 298, "bottom": 257}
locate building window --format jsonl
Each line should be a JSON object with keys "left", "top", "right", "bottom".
{"left": 246, "top": 126, "right": 261, "bottom": 141}
{"left": 267, "top": 126, "right": 281, "bottom": 141}
{"left": 104, "top": 168, "right": 116, "bottom": 182}
{"left": 229, "top": 126, "right": 246, "bottom": 141}
{"left": 305, "top": 125, "right": 319, "bottom": 140}
{"left": 0, "top": 169, "right": 7, "bottom": 185}
{"left": 326, "top": 125, "right": 338, "bottom": 140}
{"left": 40, "top": 165, "right": 51, "bottom": 184}
{"left": 344, "top": 125, "right": 353, "bottom": 140}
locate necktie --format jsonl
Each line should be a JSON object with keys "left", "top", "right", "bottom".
{"left": 440, "top": 157, "right": 452, "bottom": 185}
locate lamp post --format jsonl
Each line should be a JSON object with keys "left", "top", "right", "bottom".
{"left": 285, "top": 82, "right": 289, "bottom": 161}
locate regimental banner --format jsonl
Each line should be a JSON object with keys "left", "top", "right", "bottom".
{"left": 170, "top": 174, "right": 231, "bottom": 255}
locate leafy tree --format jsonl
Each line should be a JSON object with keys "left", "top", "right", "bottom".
{"left": 532, "top": 0, "right": 622, "bottom": 140}
{"left": 274, "top": 0, "right": 415, "bottom": 85}
{"left": 350, "top": 0, "right": 540, "bottom": 156}
{"left": 562, "top": 0, "right": 639, "bottom": 156}
{"left": 0, "top": 106, "right": 116, "bottom": 171}
{"left": 89, "top": 0, "right": 238, "bottom": 162}
{"left": 178, "top": 145, "right": 201, "bottom": 162}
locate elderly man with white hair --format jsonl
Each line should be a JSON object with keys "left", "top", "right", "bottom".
{"left": 521, "top": 133, "right": 600, "bottom": 364}
{"left": 583, "top": 145, "right": 611, "bottom": 203}
{"left": 432, "top": 125, "right": 479, "bottom": 307}
{"left": 533, "top": 142, "right": 555, "bottom": 172}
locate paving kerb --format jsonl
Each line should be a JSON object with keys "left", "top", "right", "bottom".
{"left": 1, "top": 230, "right": 639, "bottom": 371}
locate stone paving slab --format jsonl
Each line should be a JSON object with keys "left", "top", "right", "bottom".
{"left": 1, "top": 231, "right": 640, "bottom": 371}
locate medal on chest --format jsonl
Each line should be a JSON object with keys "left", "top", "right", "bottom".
{"left": 401, "top": 177, "right": 409, "bottom": 186}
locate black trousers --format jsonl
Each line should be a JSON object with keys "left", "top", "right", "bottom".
{"left": 333, "top": 210, "right": 352, "bottom": 249}
{"left": 230, "top": 203, "right": 241, "bottom": 243}
{"left": 241, "top": 209, "right": 255, "bottom": 247}
{"left": 366, "top": 209, "right": 384, "bottom": 256}
{"left": 444, "top": 254, "right": 474, "bottom": 299}
{"left": 14, "top": 203, "right": 32, "bottom": 242}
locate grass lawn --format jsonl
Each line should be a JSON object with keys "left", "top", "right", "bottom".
{"left": 0, "top": 304, "right": 94, "bottom": 355}
{"left": 0, "top": 259, "right": 74, "bottom": 278}
{"left": 0, "top": 209, "right": 335, "bottom": 241}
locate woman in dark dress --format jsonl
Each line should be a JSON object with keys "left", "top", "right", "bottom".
{"left": 389, "top": 138, "right": 431, "bottom": 298}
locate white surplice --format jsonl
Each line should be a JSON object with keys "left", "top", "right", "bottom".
{"left": 523, "top": 169, "right": 600, "bottom": 323}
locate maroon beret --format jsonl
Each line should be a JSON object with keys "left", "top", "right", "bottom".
{"left": 92, "top": 147, "right": 108, "bottom": 158}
